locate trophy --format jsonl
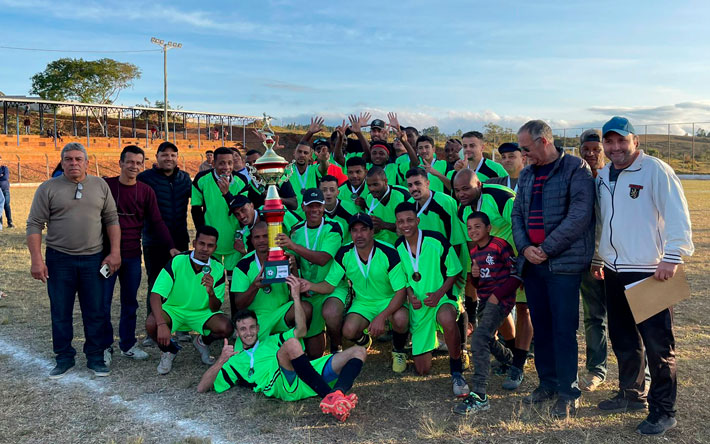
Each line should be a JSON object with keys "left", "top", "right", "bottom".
{"left": 248, "top": 114, "right": 294, "bottom": 284}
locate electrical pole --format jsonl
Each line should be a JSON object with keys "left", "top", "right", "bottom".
{"left": 151, "top": 37, "right": 182, "bottom": 141}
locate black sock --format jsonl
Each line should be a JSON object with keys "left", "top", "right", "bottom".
{"left": 450, "top": 357, "right": 462, "bottom": 375}
{"left": 512, "top": 347, "right": 528, "bottom": 369}
{"left": 291, "top": 354, "right": 331, "bottom": 398}
{"left": 474, "top": 391, "right": 487, "bottom": 399}
{"left": 465, "top": 298, "right": 478, "bottom": 328}
{"left": 202, "top": 333, "right": 218, "bottom": 345}
{"left": 354, "top": 333, "right": 370, "bottom": 347}
{"left": 457, "top": 311, "right": 468, "bottom": 342}
{"left": 333, "top": 358, "right": 363, "bottom": 393}
{"left": 158, "top": 338, "right": 180, "bottom": 354}
{"left": 504, "top": 338, "right": 516, "bottom": 351}
{"left": 392, "top": 331, "right": 407, "bottom": 352}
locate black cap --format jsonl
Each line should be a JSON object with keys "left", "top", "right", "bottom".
{"left": 227, "top": 195, "right": 251, "bottom": 211}
{"left": 302, "top": 188, "right": 325, "bottom": 206}
{"left": 348, "top": 213, "right": 373, "bottom": 230}
{"left": 157, "top": 141, "right": 178, "bottom": 153}
{"left": 313, "top": 138, "right": 331, "bottom": 150}
{"left": 370, "top": 119, "right": 386, "bottom": 129}
{"left": 497, "top": 142, "right": 520, "bottom": 154}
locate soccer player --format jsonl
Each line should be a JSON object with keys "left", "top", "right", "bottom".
{"left": 320, "top": 175, "right": 359, "bottom": 244}
{"left": 338, "top": 156, "right": 370, "bottom": 204}
{"left": 191, "top": 147, "right": 247, "bottom": 272}
{"left": 230, "top": 221, "right": 312, "bottom": 339}
{"left": 199, "top": 275, "right": 366, "bottom": 422}
{"left": 300, "top": 213, "right": 410, "bottom": 373}
{"left": 276, "top": 188, "right": 348, "bottom": 358}
{"left": 364, "top": 166, "right": 411, "bottom": 245}
{"left": 145, "top": 225, "right": 234, "bottom": 375}
{"left": 287, "top": 143, "right": 320, "bottom": 214}
{"left": 454, "top": 212, "right": 520, "bottom": 415}
{"left": 453, "top": 131, "right": 508, "bottom": 182}
{"left": 415, "top": 135, "right": 450, "bottom": 192}
{"left": 394, "top": 203, "right": 468, "bottom": 395}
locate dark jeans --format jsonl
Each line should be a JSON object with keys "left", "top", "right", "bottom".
{"left": 143, "top": 245, "right": 174, "bottom": 314}
{"left": 1, "top": 188, "right": 10, "bottom": 224}
{"left": 523, "top": 262, "right": 582, "bottom": 400}
{"left": 604, "top": 268, "right": 677, "bottom": 417}
{"left": 470, "top": 299, "right": 513, "bottom": 395}
{"left": 46, "top": 247, "right": 107, "bottom": 366}
{"left": 102, "top": 255, "right": 142, "bottom": 352}
{"left": 580, "top": 271, "right": 607, "bottom": 379}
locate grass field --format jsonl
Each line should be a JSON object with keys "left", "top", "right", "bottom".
{"left": 0, "top": 183, "right": 708, "bottom": 444}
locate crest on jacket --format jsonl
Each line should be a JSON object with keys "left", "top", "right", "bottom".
{"left": 629, "top": 184, "right": 643, "bottom": 199}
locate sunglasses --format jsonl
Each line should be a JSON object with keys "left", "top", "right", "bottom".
{"left": 74, "top": 183, "right": 83, "bottom": 200}
{"left": 519, "top": 137, "right": 541, "bottom": 153}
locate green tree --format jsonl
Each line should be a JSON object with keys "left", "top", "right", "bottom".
{"left": 482, "top": 122, "right": 515, "bottom": 148}
{"left": 30, "top": 58, "right": 141, "bottom": 132}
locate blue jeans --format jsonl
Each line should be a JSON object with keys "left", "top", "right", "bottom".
{"left": 523, "top": 262, "right": 582, "bottom": 400}
{"left": 46, "top": 247, "right": 107, "bottom": 366}
{"left": 1, "top": 188, "right": 11, "bottom": 224}
{"left": 102, "top": 255, "right": 142, "bottom": 352}
{"left": 580, "top": 271, "right": 607, "bottom": 379}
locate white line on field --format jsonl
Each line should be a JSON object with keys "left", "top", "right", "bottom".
{"left": 0, "top": 339, "right": 240, "bottom": 444}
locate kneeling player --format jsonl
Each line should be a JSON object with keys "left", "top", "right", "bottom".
{"left": 394, "top": 202, "right": 468, "bottom": 396}
{"left": 198, "top": 275, "right": 366, "bottom": 422}
{"left": 146, "top": 225, "right": 234, "bottom": 375}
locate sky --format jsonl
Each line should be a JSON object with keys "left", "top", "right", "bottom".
{"left": 2, "top": 0, "right": 710, "bottom": 135}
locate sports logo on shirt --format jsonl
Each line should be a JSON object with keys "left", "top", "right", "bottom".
{"left": 485, "top": 254, "right": 495, "bottom": 265}
{"left": 629, "top": 184, "right": 643, "bottom": 199}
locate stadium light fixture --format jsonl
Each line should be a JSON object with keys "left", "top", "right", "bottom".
{"left": 151, "top": 37, "right": 182, "bottom": 141}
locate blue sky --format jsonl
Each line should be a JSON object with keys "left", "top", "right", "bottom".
{"left": 2, "top": 0, "right": 710, "bottom": 134}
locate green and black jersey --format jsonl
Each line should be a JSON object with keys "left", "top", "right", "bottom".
{"left": 231, "top": 251, "right": 290, "bottom": 318}
{"left": 364, "top": 185, "right": 411, "bottom": 245}
{"left": 338, "top": 180, "right": 370, "bottom": 203}
{"left": 409, "top": 191, "right": 467, "bottom": 247}
{"left": 192, "top": 170, "right": 247, "bottom": 255}
{"left": 152, "top": 251, "right": 226, "bottom": 311}
{"left": 419, "top": 158, "right": 449, "bottom": 193}
{"left": 324, "top": 198, "right": 360, "bottom": 245}
{"left": 285, "top": 163, "right": 319, "bottom": 215}
{"left": 289, "top": 218, "right": 344, "bottom": 285}
{"left": 458, "top": 183, "right": 516, "bottom": 252}
{"left": 367, "top": 162, "right": 401, "bottom": 187}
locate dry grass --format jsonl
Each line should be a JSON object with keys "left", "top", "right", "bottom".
{"left": 0, "top": 183, "right": 709, "bottom": 443}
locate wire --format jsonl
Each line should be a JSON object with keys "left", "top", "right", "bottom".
{"left": 0, "top": 45, "right": 161, "bottom": 53}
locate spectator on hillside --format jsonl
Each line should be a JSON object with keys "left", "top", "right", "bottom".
{"left": 27, "top": 142, "right": 121, "bottom": 379}
{"left": 56, "top": 129, "right": 64, "bottom": 143}
{"left": 0, "top": 154, "right": 12, "bottom": 228}
{"left": 150, "top": 125, "right": 158, "bottom": 141}
{"left": 23, "top": 118, "right": 31, "bottom": 135}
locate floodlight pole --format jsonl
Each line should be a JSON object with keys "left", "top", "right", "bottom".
{"left": 151, "top": 37, "right": 182, "bottom": 141}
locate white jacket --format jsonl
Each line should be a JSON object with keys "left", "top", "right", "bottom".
{"left": 593, "top": 150, "right": 694, "bottom": 273}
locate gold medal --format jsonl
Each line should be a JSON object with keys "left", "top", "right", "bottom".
{"left": 412, "top": 272, "right": 421, "bottom": 282}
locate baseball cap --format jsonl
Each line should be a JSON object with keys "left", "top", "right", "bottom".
{"left": 348, "top": 213, "right": 373, "bottom": 230}
{"left": 370, "top": 119, "right": 386, "bottom": 130}
{"left": 157, "top": 141, "right": 178, "bottom": 153}
{"left": 302, "top": 188, "right": 325, "bottom": 206}
{"left": 579, "top": 128, "right": 602, "bottom": 145}
{"left": 497, "top": 142, "right": 520, "bottom": 154}
{"left": 227, "top": 194, "right": 251, "bottom": 211}
{"left": 602, "top": 116, "right": 636, "bottom": 137}
{"left": 313, "top": 138, "right": 331, "bottom": 150}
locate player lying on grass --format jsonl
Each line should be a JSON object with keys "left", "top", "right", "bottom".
{"left": 197, "top": 275, "right": 367, "bottom": 422}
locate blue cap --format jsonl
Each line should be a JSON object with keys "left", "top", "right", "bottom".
{"left": 602, "top": 116, "right": 636, "bottom": 137}
{"left": 348, "top": 213, "right": 373, "bottom": 230}
{"left": 497, "top": 142, "right": 520, "bottom": 154}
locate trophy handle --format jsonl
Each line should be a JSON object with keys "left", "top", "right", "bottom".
{"left": 279, "top": 160, "right": 296, "bottom": 185}
{"left": 247, "top": 164, "right": 266, "bottom": 188}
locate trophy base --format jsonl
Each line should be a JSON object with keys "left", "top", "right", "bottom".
{"left": 262, "top": 259, "right": 290, "bottom": 284}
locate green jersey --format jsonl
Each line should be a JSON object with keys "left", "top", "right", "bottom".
{"left": 152, "top": 252, "right": 226, "bottom": 311}
{"left": 325, "top": 241, "right": 407, "bottom": 304}
{"left": 457, "top": 184, "right": 516, "bottom": 252}
{"left": 395, "top": 154, "right": 412, "bottom": 186}
{"left": 324, "top": 198, "right": 360, "bottom": 244}
{"left": 448, "top": 158, "right": 508, "bottom": 184}
{"left": 409, "top": 191, "right": 467, "bottom": 247}
{"left": 338, "top": 180, "right": 370, "bottom": 203}
{"left": 286, "top": 163, "right": 319, "bottom": 216}
{"left": 231, "top": 251, "right": 290, "bottom": 322}
{"left": 233, "top": 207, "right": 302, "bottom": 255}
{"left": 289, "top": 218, "right": 343, "bottom": 286}
{"left": 420, "top": 157, "right": 449, "bottom": 193}
{"left": 395, "top": 230, "right": 462, "bottom": 297}
{"left": 192, "top": 170, "right": 247, "bottom": 256}
{"left": 367, "top": 162, "right": 400, "bottom": 186}
{"left": 364, "top": 185, "right": 411, "bottom": 245}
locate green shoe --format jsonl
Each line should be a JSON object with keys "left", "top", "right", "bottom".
{"left": 453, "top": 392, "right": 490, "bottom": 415}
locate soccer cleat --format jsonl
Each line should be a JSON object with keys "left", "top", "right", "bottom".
{"left": 452, "top": 373, "right": 470, "bottom": 398}
{"left": 344, "top": 392, "right": 358, "bottom": 409}
{"left": 157, "top": 351, "right": 177, "bottom": 375}
{"left": 502, "top": 366, "right": 524, "bottom": 390}
{"left": 453, "top": 392, "right": 490, "bottom": 415}
{"left": 103, "top": 346, "right": 114, "bottom": 367}
{"left": 392, "top": 351, "right": 407, "bottom": 373}
{"left": 320, "top": 390, "right": 353, "bottom": 422}
{"left": 48, "top": 362, "right": 74, "bottom": 380}
{"left": 193, "top": 335, "right": 216, "bottom": 365}
{"left": 636, "top": 412, "right": 677, "bottom": 436}
{"left": 87, "top": 361, "right": 111, "bottom": 377}
{"left": 121, "top": 345, "right": 149, "bottom": 360}
{"left": 461, "top": 350, "right": 470, "bottom": 371}
{"left": 175, "top": 331, "right": 192, "bottom": 342}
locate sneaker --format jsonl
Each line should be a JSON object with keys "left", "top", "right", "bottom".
{"left": 523, "top": 386, "right": 556, "bottom": 404}
{"left": 453, "top": 392, "right": 490, "bottom": 415}
{"left": 157, "top": 351, "right": 177, "bottom": 375}
{"left": 175, "top": 331, "right": 192, "bottom": 342}
{"left": 392, "top": 351, "right": 407, "bottom": 373}
{"left": 580, "top": 373, "right": 604, "bottom": 392}
{"left": 320, "top": 390, "right": 354, "bottom": 422}
{"left": 598, "top": 391, "right": 648, "bottom": 412}
{"left": 104, "top": 346, "right": 114, "bottom": 367}
{"left": 7, "top": 222, "right": 14, "bottom": 228}
{"left": 121, "top": 345, "right": 149, "bottom": 360}
{"left": 87, "top": 362, "right": 111, "bottom": 377}
{"left": 452, "top": 373, "right": 470, "bottom": 397}
{"left": 502, "top": 365, "right": 524, "bottom": 390}
{"left": 551, "top": 397, "right": 579, "bottom": 419}
{"left": 142, "top": 336, "right": 156, "bottom": 347}
{"left": 193, "top": 335, "right": 215, "bottom": 365}
{"left": 636, "top": 412, "right": 677, "bottom": 436}
{"left": 461, "top": 350, "right": 470, "bottom": 371}
{"left": 48, "top": 362, "right": 74, "bottom": 380}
